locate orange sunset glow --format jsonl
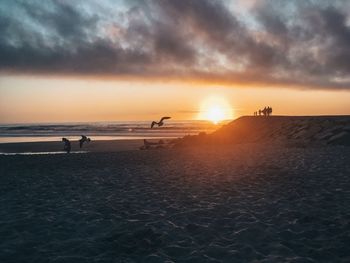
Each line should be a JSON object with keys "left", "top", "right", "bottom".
{"left": 1, "top": 75, "right": 350, "bottom": 124}
{"left": 0, "top": 0, "right": 350, "bottom": 124}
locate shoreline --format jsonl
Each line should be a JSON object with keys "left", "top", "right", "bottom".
{"left": 0, "top": 135, "right": 178, "bottom": 144}
{"left": 2, "top": 115, "right": 350, "bottom": 153}
{"left": 0, "top": 138, "right": 173, "bottom": 154}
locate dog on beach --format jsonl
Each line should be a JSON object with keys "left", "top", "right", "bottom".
{"left": 62, "top": 138, "right": 71, "bottom": 153}
{"left": 79, "top": 135, "right": 91, "bottom": 148}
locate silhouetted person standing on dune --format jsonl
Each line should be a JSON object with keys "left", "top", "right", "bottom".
{"left": 62, "top": 138, "right": 71, "bottom": 153}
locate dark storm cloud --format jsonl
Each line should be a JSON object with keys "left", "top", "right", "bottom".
{"left": 1, "top": 0, "right": 350, "bottom": 89}
{"left": 316, "top": 7, "right": 350, "bottom": 74}
{"left": 21, "top": 1, "right": 98, "bottom": 42}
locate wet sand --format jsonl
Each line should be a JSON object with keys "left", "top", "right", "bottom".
{"left": 0, "top": 139, "right": 167, "bottom": 154}
{"left": 1, "top": 143, "right": 350, "bottom": 262}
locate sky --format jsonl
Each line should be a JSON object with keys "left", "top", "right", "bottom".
{"left": 1, "top": 0, "right": 350, "bottom": 123}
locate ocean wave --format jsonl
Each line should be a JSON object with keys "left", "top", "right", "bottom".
{"left": 0, "top": 121, "right": 218, "bottom": 137}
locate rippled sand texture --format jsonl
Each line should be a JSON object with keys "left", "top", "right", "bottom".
{"left": 1, "top": 144, "right": 350, "bottom": 262}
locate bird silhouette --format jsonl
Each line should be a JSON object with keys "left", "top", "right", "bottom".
{"left": 151, "top": 116, "right": 171, "bottom": 128}
{"left": 79, "top": 135, "right": 91, "bottom": 148}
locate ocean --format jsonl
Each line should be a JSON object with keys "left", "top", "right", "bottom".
{"left": 0, "top": 120, "right": 221, "bottom": 143}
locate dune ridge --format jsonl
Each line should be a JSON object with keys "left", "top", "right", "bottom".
{"left": 175, "top": 116, "right": 350, "bottom": 147}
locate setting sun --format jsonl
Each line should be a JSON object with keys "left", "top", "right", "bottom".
{"left": 206, "top": 106, "right": 226, "bottom": 124}
{"left": 198, "top": 96, "right": 234, "bottom": 124}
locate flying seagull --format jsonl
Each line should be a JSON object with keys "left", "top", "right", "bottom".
{"left": 151, "top": 116, "right": 171, "bottom": 128}
{"left": 79, "top": 135, "right": 91, "bottom": 148}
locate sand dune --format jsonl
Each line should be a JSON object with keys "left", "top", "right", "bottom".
{"left": 175, "top": 116, "right": 350, "bottom": 147}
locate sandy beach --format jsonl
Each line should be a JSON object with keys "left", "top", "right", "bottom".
{"left": 1, "top": 138, "right": 350, "bottom": 262}
{"left": 1, "top": 117, "right": 350, "bottom": 262}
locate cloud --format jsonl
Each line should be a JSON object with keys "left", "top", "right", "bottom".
{"left": 0, "top": 0, "right": 350, "bottom": 89}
